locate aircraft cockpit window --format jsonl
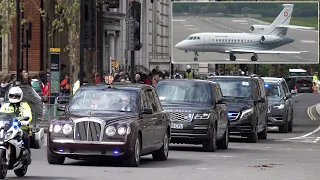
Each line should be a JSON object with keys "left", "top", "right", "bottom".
{"left": 193, "top": 37, "right": 197, "bottom": 40}
{"left": 188, "top": 36, "right": 194, "bottom": 40}
{"left": 197, "top": 37, "right": 200, "bottom": 39}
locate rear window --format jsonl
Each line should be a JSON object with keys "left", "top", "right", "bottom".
{"left": 296, "top": 78, "right": 313, "bottom": 85}
{"left": 210, "top": 78, "right": 252, "bottom": 98}
{"left": 264, "top": 83, "right": 281, "bottom": 97}
{"left": 155, "top": 81, "right": 213, "bottom": 105}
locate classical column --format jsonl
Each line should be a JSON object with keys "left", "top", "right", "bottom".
{"left": 108, "top": 33, "right": 115, "bottom": 73}
{"left": 114, "top": 35, "right": 119, "bottom": 62}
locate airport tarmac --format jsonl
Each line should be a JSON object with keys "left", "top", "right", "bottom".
{"left": 172, "top": 16, "right": 319, "bottom": 64}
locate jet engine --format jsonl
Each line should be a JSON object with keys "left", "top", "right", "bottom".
{"left": 260, "top": 35, "right": 281, "bottom": 43}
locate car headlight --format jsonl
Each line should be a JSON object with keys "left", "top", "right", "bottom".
{"left": 194, "top": 113, "right": 210, "bottom": 120}
{"left": 105, "top": 126, "right": 116, "bottom": 136}
{"left": 240, "top": 108, "right": 254, "bottom": 119}
{"left": 49, "top": 124, "right": 53, "bottom": 132}
{"left": 62, "top": 124, "right": 73, "bottom": 135}
{"left": 117, "top": 126, "right": 127, "bottom": 135}
{"left": 273, "top": 104, "right": 285, "bottom": 109}
{"left": 53, "top": 125, "right": 62, "bottom": 133}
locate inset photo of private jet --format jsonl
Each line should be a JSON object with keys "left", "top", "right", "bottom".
{"left": 172, "top": 2, "right": 318, "bottom": 64}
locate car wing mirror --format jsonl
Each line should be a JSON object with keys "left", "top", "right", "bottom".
{"left": 216, "top": 97, "right": 225, "bottom": 104}
{"left": 259, "top": 97, "right": 266, "bottom": 103}
{"left": 142, "top": 108, "right": 153, "bottom": 114}
{"left": 285, "top": 93, "right": 292, "bottom": 98}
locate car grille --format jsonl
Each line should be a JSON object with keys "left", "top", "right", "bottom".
{"left": 169, "top": 112, "right": 193, "bottom": 122}
{"left": 74, "top": 121, "right": 102, "bottom": 141}
{"left": 228, "top": 111, "right": 240, "bottom": 121}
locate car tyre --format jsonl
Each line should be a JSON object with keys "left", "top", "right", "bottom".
{"left": 47, "top": 151, "right": 65, "bottom": 165}
{"left": 258, "top": 120, "right": 268, "bottom": 139}
{"left": 14, "top": 165, "right": 28, "bottom": 177}
{"left": 152, "top": 132, "right": 169, "bottom": 161}
{"left": 217, "top": 125, "right": 229, "bottom": 149}
{"left": 125, "top": 135, "right": 141, "bottom": 167}
{"left": 288, "top": 109, "right": 293, "bottom": 132}
{"left": 279, "top": 113, "right": 289, "bottom": 133}
{"left": 203, "top": 124, "right": 217, "bottom": 152}
{"left": 247, "top": 124, "right": 258, "bottom": 143}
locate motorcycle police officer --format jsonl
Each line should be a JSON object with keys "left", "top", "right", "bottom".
{"left": 0, "top": 86, "right": 32, "bottom": 165}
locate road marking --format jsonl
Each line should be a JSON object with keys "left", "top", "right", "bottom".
{"left": 308, "top": 149, "right": 313, "bottom": 150}
{"left": 180, "top": 22, "right": 189, "bottom": 24}
{"left": 287, "top": 125, "right": 320, "bottom": 140}
{"left": 232, "top": 19, "right": 247, "bottom": 23}
{"left": 187, "top": 28, "right": 199, "bottom": 31}
{"left": 184, "top": 24, "right": 194, "bottom": 27}
{"left": 307, "top": 103, "right": 320, "bottom": 121}
{"left": 240, "top": 23, "right": 248, "bottom": 25}
{"left": 266, "top": 147, "right": 271, "bottom": 149}
{"left": 172, "top": 19, "right": 186, "bottom": 22}
{"left": 300, "top": 40, "right": 317, "bottom": 43}
{"left": 287, "top": 148, "right": 292, "bottom": 150}
{"left": 312, "top": 137, "right": 320, "bottom": 143}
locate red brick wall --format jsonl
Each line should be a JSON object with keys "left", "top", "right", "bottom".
{"left": 10, "top": 0, "right": 41, "bottom": 72}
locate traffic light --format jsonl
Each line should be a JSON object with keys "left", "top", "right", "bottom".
{"left": 128, "top": 1, "right": 142, "bottom": 51}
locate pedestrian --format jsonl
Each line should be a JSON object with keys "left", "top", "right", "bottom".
{"left": 184, "top": 65, "right": 195, "bottom": 79}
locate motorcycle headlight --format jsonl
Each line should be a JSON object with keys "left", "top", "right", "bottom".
{"left": 105, "top": 126, "right": 116, "bottom": 136}
{"left": 194, "top": 113, "right": 210, "bottom": 120}
{"left": 273, "top": 104, "right": 285, "bottom": 109}
{"left": 240, "top": 108, "right": 254, "bottom": 119}
{"left": 62, "top": 124, "right": 73, "bottom": 135}
{"left": 53, "top": 125, "right": 62, "bottom": 133}
{"left": 4, "top": 131, "right": 13, "bottom": 140}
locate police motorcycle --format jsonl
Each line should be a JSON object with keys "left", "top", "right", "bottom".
{"left": 0, "top": 113, "right": 32, "bottom": 179}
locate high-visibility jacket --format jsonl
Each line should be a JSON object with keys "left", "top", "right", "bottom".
{"left": 73, "top": 80, "right": 80, "bottom": 95}
{"left": 313, "top": 75, "right": 318, "bottom": 83}
{"left": 185, "top": 71, "right": 194, "bottom": 79}
{"left": 0, "top": 102, "right": 32, "bottom": 132}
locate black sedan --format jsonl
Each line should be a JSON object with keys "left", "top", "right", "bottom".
{"left": 47, "top": 83, "right": 171, "bottom": 167}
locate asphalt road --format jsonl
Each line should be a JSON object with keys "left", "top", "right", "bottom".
{"left": 172, "top": 16, "right": 319, "bottom": 64}
{"left": 5, "top": 93, "right": 320, "bottom": 180}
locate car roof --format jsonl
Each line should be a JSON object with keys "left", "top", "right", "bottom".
{"left": 207, "top": 76, "right": 256, "bottom": 80}
{"left": 262, "top": 77, "right": 285, "bottom": 82}
{"left": 78, "top": 82, "right": 151, "bottom": 91}
{"left": 158, "top": 79, "right": 219, "bottom": 85}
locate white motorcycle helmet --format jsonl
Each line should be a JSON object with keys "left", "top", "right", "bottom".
{"left": 8, "top": 87, "right": 23, "bottom": 104}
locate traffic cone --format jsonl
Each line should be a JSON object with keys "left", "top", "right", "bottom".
{"left": 313, "top": 85, "right": 318, "bottom": 93}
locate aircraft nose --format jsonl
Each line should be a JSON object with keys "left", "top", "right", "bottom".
{"left": 175, "top": 41, "right": 185, "bottom": 49}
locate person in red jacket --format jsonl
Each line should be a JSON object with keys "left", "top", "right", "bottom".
{"left": 60, "top": 75, "right": 70, "bottom": 96}
{"left": 40, "top": 75, "right": 50, "bottom": 102}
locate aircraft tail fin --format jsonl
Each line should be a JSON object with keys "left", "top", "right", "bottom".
{"left": 268, "top": 4, "right": 294, "bottom": 36}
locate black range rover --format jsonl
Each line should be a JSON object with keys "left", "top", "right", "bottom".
{"left": 208, "top": 76, "right": 268, "bottom": 143}
{"left": 155, "top": 79, "right": 229, "bottom": 152}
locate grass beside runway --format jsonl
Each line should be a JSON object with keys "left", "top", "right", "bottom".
{"left": 257, "top": 17, "right": 318, "bottom": 29}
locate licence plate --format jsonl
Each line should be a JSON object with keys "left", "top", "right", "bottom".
{"left": 171, "top": 123, "right": 183, "bottom": 129}
{"left": 300, "top": 87, "right": 309, "bottom": 89}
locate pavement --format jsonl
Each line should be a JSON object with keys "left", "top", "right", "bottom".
{"left": 4, "top": 93, "right": 320, "bottom": 179}
{"left": 172, "top": 16, "right": 319, "bottom": 64}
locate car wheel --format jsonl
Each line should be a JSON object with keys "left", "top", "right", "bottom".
{"left": 152, "top": 132, "right": 169, "bottom": 161}
{"left": 279, "top": 113, "right": 289, "bottom": 133}
{"left": 125, "top": 135, "right": 141, "bottom": 167}
{"left": 288, "top": 109, "right": 293, "bottom": 132}
{"left": 203, "top": 124, "right": 217, "bottom": 152}
{"left": 258, "top": 120, "right": 268, "bottom": 139}
{"left": 47, "top": 151, "right": 65, "bottom": 165}
{"left": 247, "top": 124, "right": 258, "bottom": 143}
{"left": 217, "top": 125, "right": 229, "bottom": 149}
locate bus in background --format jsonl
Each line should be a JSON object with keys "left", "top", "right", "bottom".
{"left": 289, "top": 69, "right": 308, "bottom": 77}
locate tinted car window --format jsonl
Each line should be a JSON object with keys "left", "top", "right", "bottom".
{"left": 141, "top": 91, "right": 152, "bottom": 111}
{"left": 155, "top": 81, "right": 213, "bottom": 105}
{"left": 213, "top": 79, "right": 252, "bottom": 98}
{"left": 296, "top": 77, "right": 313, "bottom": 85}
{"left": 145, "top": 90, "right": 157, "bottom": 112}
{"left": 265, "top": 83, "right": 281, "bottom": 97}
{"left": 69, "top": 89, "right": 138, "bottom": 112}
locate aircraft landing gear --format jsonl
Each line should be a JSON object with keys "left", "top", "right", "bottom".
{"left": 251, "top": 53, "right": 258, "bottom": 61}
{"left": 194, "top": 51, "right": 199, "bottom": 61}
{"left": 229, "top": 54, "right": 236, "bottom": 61}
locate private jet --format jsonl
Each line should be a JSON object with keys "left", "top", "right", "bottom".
{"left": 174, "top": 4, "right": 314, "bottom": 61}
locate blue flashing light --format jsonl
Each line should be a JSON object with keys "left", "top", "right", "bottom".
{"left": 228, "top": 113, "right": 232, "bottom": 117}
{"left": 77, "top": 133, "right": 80, "bottom": 137}
{"left": 96, "top": 134, "right": 100, "bottom": 137}
{"left": 264, "top": 84, "right": 269, "bottom": 88}
{"left": 12, "top": 120, "right": 19, "bottom": 128}
{"left": 58, "top": 149, "right": 64, "bottom": 152}
{"left": 113, "top": 150, "right": 119, "bottom": 154}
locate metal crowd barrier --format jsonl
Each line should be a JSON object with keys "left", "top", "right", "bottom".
{"left": 36, "top": 95, "right": 71, "bottom": 129}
